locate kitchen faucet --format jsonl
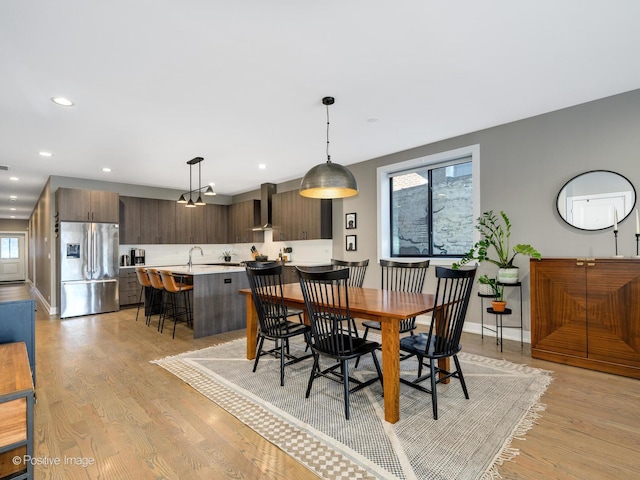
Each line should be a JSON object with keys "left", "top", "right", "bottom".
{"left": 188, "top": 246, "right": 203, "bottom": 270}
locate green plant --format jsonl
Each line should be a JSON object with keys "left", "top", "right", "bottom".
{"left": 219, "top": 250, "right": 235, "bottom": 259}
{"left": 453, "top": 210, "right": 541, "bottom": 269}
{"left": 478, "top": 274, "right": 503, "bottom": 300}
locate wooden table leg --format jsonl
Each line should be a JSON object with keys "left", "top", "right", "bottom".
{"left": 246, "top": 295, "right": 258, "bottom": 360}
{"left": 380, "top": 318, "right": 400, "bottom": 424}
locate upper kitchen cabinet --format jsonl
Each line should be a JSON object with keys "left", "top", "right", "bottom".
{"left": 119, "top": 196, "right": 141, "bottom": 244}
{"left": 272, "top": 190, "right": 332, "bottom": 241}
{"left": 119, "top": 197, "right": 176, "bottom": 244}
{"left": 156, "top": 199, "right": 176, "bottom": 244}
{"left": 206, "top": 204, "right": 229, "bottom": 244}
{"left": 56, "top": 188, "right": 119, "bottom": 223}
{"left": 228, "top": 200, "right": 263, "bottom": 243}
{"left": 175, "top": 203, "right": 208, "bottom": 244}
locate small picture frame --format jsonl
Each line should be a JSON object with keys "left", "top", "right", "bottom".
{"left": 346, "top": 235, "right": 357, "bottom": 251}
{"left": 345, "top": 212, "right": 357, "bottom": 230}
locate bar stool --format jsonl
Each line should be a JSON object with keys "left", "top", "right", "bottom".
{"left": 159, "top": 270, "right": 194, "bottom": 338}
{"left": 134, "top": 267, "right": 152, "bottom": 322}
{"left": 146, "top": 268, "right": 165, "bottom": 329}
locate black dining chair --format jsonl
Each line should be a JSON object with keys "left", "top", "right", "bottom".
{"left": 245, "top": 263, "right": 312, "bottom": 386}
{"left": 399, "top": 266, "right": 477, "bottom": 419}
{"left": 330, "top": 259, "right": 369, "bottom": 287}
{"left": 331, "top": 259, "right": 369, "bottom": 334}
{"left": 355, "top": 259, "right": 430, "bottom": 367}
{"left": 297, "top": 266, "right": 383, "bottom": 420}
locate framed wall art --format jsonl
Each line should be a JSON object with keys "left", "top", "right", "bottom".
{"left": 346, "top": 235, "right": 357, "bottom": 251}
{"left": 345, "top": 212, "right": 357, "bottom": 229}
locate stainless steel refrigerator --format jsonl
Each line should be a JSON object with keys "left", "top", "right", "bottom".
{"left": 59, "top": 221, "right": 119, "bottom": 318}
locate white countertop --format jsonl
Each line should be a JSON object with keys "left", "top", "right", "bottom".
{"left": 157, "top": 265, "right": 246, "bottom": 275}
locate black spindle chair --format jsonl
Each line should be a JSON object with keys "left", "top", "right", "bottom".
{"left": 297, "top": 266, "right": 383, "bottom": 420}
{"left": 245, "top": 263, "right": 312, "bottom": 386}
{"left": 356, "top": 259, "right": 430, "bottom": 367}
{"left": 399, "top": 266, "right": 477, "bottom": 419}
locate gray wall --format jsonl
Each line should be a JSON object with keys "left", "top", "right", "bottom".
{"left": 28, "top": 88, "right": 640, "bottom": 336}
{"left": 333, "top": 88, "right": 640, "bottom": 333}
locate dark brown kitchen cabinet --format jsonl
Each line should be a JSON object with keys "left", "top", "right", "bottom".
{"left": 175, "top": 204, "right": 208, "bottom": 244}
{"left": 138, "top": 198, "right": 159, "bottom": 244}
{"left": 228, "top": 200, "right": 263, "bottom": 243}
{"left": 119, "top": 196, "right": 141, "bottom": 244}
{"left": 156, "top": 200, "right": 176, "bottom": 244}
{"left": 531, "top": 258, "right": 640, "bottom": 379}
{"left": 56, "top": 188, "right": 119, "bottom": 223}
{"left": 271, "top": 190, "right": 332, "bottom": 241}
{"left": 120, "top": 197, "right": 176, "bottom": 244}
{"left": 118, "top": 269, "right": 140, "bottom": 306}
{"left": 206, "top": 204, "right": 229, "bottom": 244}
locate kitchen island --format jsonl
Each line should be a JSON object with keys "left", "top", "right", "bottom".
{"left": 158, "top": 265, "right": 248, "bottom": 338}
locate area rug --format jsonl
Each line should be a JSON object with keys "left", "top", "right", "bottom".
{"left": 152, "top": 336, "right": 552, "bottom": 480}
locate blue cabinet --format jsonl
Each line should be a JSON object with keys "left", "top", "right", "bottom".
{"left": 0, "top": 300, "right": 36, "bottom": 386}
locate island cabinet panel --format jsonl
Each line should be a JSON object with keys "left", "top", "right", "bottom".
{"left": 57, "top": 188, "right": 119, "bottom": 223}
{"left": 272, "top": 190, "right": 332, "bottom": 241}
{"left": 228, "top": 200, "right": 263, "bottom": 244}
{"left": 531, "top": 258, "right": 640, "bottom": 378}
{"left": 191, "top": 271, "right": 249, "bottom": 338}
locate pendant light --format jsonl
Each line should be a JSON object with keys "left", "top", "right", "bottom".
{"left": 177, "top": 157, "right": 209, "bottom": 207}
{"left": 194, "top": 160, "right": 206, "bottom": 205}
{"left": 299, "top": 96, "right": 358, "bottom": 199}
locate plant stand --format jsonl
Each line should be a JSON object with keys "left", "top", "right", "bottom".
{"left": 479, "top": 281, "right": 523, "bottom": 351}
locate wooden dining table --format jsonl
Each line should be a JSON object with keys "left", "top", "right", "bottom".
{"left": 239, "top": 283, "right": 439, "bottom": 424}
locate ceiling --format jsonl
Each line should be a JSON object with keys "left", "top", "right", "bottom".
{"left": 2, "top": 1, "right": 640, "bottom": 220}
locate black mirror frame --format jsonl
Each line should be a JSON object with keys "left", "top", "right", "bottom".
{"left": 556, "top": 169, "right": 637, "bottom": 231}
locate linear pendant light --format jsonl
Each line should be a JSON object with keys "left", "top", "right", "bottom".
{"left": 177, "top": 156, "right": 211, "bottom": 207}
{"left": 299, "top": 96, "right": 358, "bottom": 199}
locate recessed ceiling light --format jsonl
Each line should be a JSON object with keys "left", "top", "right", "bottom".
{"left": 39, "top": 151, "right": 53, "bottom": 157}
{"left": 10, "top": 216, "right": 15, "bottom": 219}
{"left": 102, "top": 167, "right": 111, "bottom": 172}
{"left": 9, "top": 195, "right": 17, "bottom": 199}
{"left": 10, "top": 208, "right": 16, "bottom": 211}
{"left": 258, "top": 164, "right": 266, "bottom": 170}
{"left": 9, "top": 177, "right": 18, "bottom": 181}
{"left": 51, "top": 97, "right": 74, "bottom": 106}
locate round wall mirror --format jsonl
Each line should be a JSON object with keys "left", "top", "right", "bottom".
{"left": 557, "top": 170, "right": 636, "bottom": 231}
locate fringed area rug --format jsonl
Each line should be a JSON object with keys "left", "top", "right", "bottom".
{"left": 152, "top": 337, "right": 552, "bottom": 480}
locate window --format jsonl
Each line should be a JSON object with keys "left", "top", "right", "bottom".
{"left": 377, "top": 145, "right": 480, "bottom": 263}
{"left": 1, "top": 237, "right": 20, "bottom": 259}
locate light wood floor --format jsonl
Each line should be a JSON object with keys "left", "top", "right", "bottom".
{"left": 3, "top": 283, "right": 639, "bottom": 479}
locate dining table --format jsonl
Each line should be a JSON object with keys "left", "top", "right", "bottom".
{"left": 239, "top": 283, "right": 440, "bottom": 424}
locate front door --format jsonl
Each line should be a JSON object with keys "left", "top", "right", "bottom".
{"left": 0, "top": 233, "right": 26, "bottom": 282}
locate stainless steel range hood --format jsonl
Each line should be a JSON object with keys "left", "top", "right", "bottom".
{"left": 251, "top": 183, "right": 277, "bottom": 231}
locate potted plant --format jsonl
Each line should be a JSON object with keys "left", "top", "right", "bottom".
{"left": 477, "top": 274, "right": 495, "bottom": 296}
{"left": 489, "top": 280, "right": 507, "bottom": 312}
{"left": 453, "top": 210, "right": 541, "bottom": 283}
{"left": 220, "top": 251, "right": 235, "bottom": 262}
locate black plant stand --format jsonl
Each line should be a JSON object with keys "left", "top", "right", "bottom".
{"left": 479, "top": 281, "right": 523, "bottom": 352}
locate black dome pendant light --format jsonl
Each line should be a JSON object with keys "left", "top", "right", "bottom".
{"left": 299, "top": 96, "right": 358, "bottom": 199}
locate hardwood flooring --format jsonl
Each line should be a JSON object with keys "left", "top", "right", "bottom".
{"left": 2, "top": 283, "right": 639, "bottom": 479}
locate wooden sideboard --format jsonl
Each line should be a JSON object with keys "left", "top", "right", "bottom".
{"left": 531, "top": 258, "right": 640, "bottom": 378}
{"left": 0, "top": 342, "right": 34, "bottom": 480}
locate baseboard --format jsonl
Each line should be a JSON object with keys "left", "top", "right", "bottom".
{"left": 415, "top": 315, "right": 531, "bottom": 344}
{"left": 26, "top": 280, "right": 56, "bottom": 315}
